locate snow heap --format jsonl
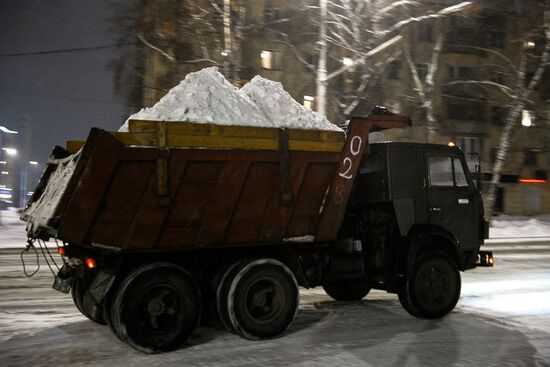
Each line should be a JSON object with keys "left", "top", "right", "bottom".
{"left": 241, "top": 76, "right": 341, "bottom": 131}
{"left": 120, "top": 67, "right": 342, "bottom": 132}
{"left": 119, "top": 67, "right": 271, "bottom": 131}
{"left": 490, "top": 214, "right": 550, "bottom": 239}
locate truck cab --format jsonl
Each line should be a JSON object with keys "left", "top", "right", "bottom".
{"left": 357, "top": 142, "right": 485, "bottom": 258}
{"left": 333, "top": 142, "right": 488, "bottom": 318}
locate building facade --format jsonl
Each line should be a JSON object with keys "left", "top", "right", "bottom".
{"left": 131, "top": 0, "right": 549, "bottom": 215}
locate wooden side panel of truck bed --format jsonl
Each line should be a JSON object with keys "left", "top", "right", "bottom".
{"left": 57, "top": 129, "right": 341, "bottom": 250}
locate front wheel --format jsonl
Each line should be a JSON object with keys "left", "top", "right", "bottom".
{"left": 399, "top": 253, "right": 461, "bottom": 319}
{"left": 322, "top": 281, "right": 371, "bottom": 301}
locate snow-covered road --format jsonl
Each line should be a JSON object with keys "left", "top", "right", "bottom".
{"left": 1, "top": 212, "right": 550, "bottom": 366}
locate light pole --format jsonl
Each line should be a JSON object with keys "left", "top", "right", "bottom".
{"left": 0, "top": 125, "right": 19, "bottom": 224}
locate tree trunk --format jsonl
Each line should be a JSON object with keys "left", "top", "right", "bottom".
{"left": 485, "top": 103, "right": 524, "bottom": 218}
{"left": 316, "top": 0, "right": 328, "bottom": 116}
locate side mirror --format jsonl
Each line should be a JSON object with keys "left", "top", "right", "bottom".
{"left": 467, "top": 152, "right": 482, "bottom": 191}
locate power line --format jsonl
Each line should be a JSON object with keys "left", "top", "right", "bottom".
{"left": 0, "top": 86, "right": 140, "bottom": 107}
{"left": 0, "top": 43, "right": 136, "bottom": 58}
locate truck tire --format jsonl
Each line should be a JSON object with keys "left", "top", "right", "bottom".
{"left": 71, "top": 279, "right": 107, "bottom": 325}
{"left": 226, "top": 259, "right": 299, "bottom": 340}
{"left": 110, "top": 262, "right": 201, "bottom": 353}
{"left": 322, "top": 281, "right": 371, "bottom": 301}
{"left": 215, "top": 260, "right": 246, "bottom": 332}
{"left": 398, "top": 253, "right": 461, "bottom": 319}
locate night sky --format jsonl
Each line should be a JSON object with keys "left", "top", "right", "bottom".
{"left": 0, "top": 0, "right": 137, "bottom": 164}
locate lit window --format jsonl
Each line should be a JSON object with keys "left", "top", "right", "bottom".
{"left": 304, "top": 95, "right": 315, "bottom": 110}
{"left": 342, "top": 57, "right": 354, "bottom": 66}
{"left": 521, "top": 110, "right": 534, "bottom": 127}
{"left": 260, "top": 50, "right": 282, "bottom": 70}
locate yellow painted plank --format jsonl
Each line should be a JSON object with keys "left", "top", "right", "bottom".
{"left": 289, "top": 140, "right": 344, "bottom": 152}
{"left": 127, "top": 119, "right": 345, "bottom": 142}
{"left": 110, "top": 132, "right": 157, "bottom": 146}
{"left": 117, "top": 122, "right": 345, "bottom": 152}
{"left": 167, "top": 135, "right": 278, "bottom": 150}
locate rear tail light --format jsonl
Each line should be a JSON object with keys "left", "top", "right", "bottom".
{"left": 57, "top": 247, "right": 65, "bottom": 256}
{"left": 85, "top": 258, "right": 97, "bottom": 269}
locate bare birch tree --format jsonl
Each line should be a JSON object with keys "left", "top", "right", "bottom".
{"left": 403, "top": 26, "right": 444, "bottom": 143}
{"left": 446, "top": 5, "right": 550, "bottom": 218}
{"left": 307, "top": 0, "right": 474, "bottom": 118}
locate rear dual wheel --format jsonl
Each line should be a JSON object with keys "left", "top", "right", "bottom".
{"left": 216, "top": 259, "right": 299, "bottom": 340}
{"left": 109, "top": 262, "right": 201, "bottom": 353}
{"left": 71, "top": 279, "right": 107, "bottom": 325}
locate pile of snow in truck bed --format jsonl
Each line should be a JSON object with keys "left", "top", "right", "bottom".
{"left": 120, "top": 67, "right": 342, "bottom": 132}
{"left": 242, "top": 76, "right": 340, "bottom": 131}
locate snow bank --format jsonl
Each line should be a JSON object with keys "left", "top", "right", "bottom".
{"left": 120, "top": 67, "right": 342, "bottom": 132}
{"left": 490, "top": 214, "right": 550, "bottom": 238}
{"left": 241, "top": 76, "right": 342, "bottom": 131}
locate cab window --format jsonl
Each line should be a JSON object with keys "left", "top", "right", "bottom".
{"left": 453, "top": 158, "right": 469, "bottom": 187}
{"left": 428, "top": 156, "right": 469, "bottom": 188}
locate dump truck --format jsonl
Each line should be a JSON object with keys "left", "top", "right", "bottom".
{"left": 21, "top": 110, "right": 492, "bottom": 353}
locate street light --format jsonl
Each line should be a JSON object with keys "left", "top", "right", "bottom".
{"left": 0, "top": 125, "right": 20, "bottom": 213}
{"left": 0, "top": 126, "right": 18, "bottom": 134}
{"left": 3, "top": 148, "right": 17, "bottom": 156}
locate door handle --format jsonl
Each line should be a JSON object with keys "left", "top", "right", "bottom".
{"left": 429, "top": 207, "right": 442, "bottom": 212}
{"left": 458, "top": 198, "right": 470, "bottom": 204}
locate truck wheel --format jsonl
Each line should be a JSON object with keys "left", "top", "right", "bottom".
{"left": 110, "top": 262, "right": 201, "bottom": 353}
{"left": 71, "top": 279, "right": 107, "bottom": 325}
{"left": 399, "top": 254, "right": 461, "bottom": 319}
{"left": 322, "top": 281, "right": 371, "bottom": 301}
{"left": 227, "top": 259, "right": 299, "bottom": 340}
{"left": 215, "top": 260, "right": 246, "bottom": 332}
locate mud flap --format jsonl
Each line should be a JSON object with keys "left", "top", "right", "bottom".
{"left": 52, "top": 263, "right": 76, "bottom": 294}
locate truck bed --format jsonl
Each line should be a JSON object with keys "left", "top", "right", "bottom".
{"left": 22, "top": 121, "right": 345, "bottom": 250}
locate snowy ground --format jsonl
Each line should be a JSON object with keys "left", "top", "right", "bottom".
{"left": 1, "top": 211, "right": 550, "bottom": 366}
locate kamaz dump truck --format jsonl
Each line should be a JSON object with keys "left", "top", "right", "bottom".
{"left": 21, "top": 110, "right": 491, "bottom": 353}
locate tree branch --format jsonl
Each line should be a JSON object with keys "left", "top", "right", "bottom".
{"left": 136, "top": 33, "right": 175, "bottom": 63}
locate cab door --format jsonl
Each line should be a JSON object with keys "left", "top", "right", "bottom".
{"left": 425, "top": 154, "right": 480, "bottom": 250}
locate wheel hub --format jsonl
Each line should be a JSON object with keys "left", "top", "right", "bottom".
{"left": 246, "top": 279, "right": 284, "bottom": 322}
{"left": 148, "top": 298, "right": 166, "bottom": 315}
